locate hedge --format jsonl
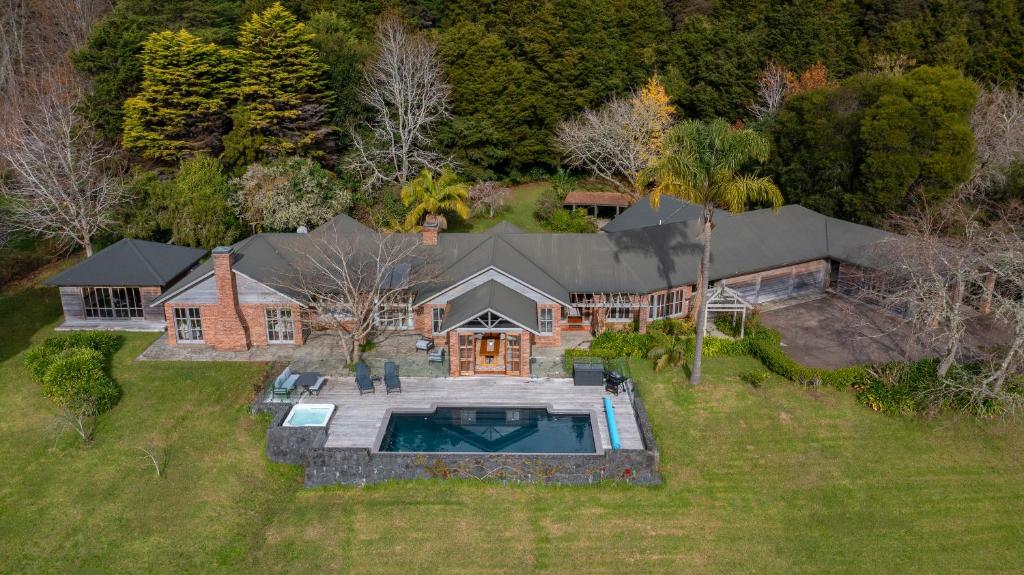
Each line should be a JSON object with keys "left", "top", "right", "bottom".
{"left": 41, "top": 347, "right": 122, "bottom": 415}
{"left": 41, "top": 332, "right": 123, "bottom": 357}
{"left": 24, "top": 332, "right": 124, "bottom": 384}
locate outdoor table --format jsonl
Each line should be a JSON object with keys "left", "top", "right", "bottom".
{"left": 295, "top": 372, "right": 322, "bottom": 394}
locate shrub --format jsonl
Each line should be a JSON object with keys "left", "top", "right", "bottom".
{"left": 24, "top": 332, "right": 123, "bottom": 384}
{"left": 739, "top": 369, "right": 769, "bottom": 388}
{"left": 562, "top": 348, "right": 621, "bottom": 372}
{"left": 589, "top": 330, "right": 655, "bottom": 358}
{"left": 546, "top": 208, "right": 598, "bottom": 232}
{"left": 24, "top": 345, "right": 60, "bottom": 384}
{"left": 699, "top": 336, "right": 749, "bottom": 358}
{"left": 41, "top": 348, "right": 122, "bottom": 416}
{"left": 648, "top": 318, "right": 694, "bottom": 337}
{"left": 42, "top": 332, "right": 124, "bottom": 357}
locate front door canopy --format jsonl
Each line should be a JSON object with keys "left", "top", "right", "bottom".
{"left": 438, "top": 280, "right": 539, "bottom": 334}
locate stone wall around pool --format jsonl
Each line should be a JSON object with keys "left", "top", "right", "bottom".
{"left": 254, "top": 390, "right": 661, "bottom": 487}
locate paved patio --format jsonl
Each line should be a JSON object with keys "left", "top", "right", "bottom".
{"left": 57, "top": 319, "right": 167, "bottom": 332}
{"left": 140, "top": 330, "right": 591, "bottom": 378}
{"left": 760, "top": 293, "right": 1009, "bottom": 368}
{"left": 290, "top": 376, "right": 643, "bottom": 451}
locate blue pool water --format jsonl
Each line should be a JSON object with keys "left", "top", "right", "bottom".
{"left": 284, "top": 404, "right": 334, "bottom": 426}
{"left": 379, "top": 407, "right": 596, "bottom": 453}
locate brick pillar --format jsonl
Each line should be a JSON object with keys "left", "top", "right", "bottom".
{"left": 448, "top": 330, "right": 459, "bottom": 376}
{"left": 211, "top": 246, "right": 250, "bottom": 351}
{"left": 521, "top": 334, "right": 533, "bottom": 378}
{"left": 421, "top": 215, "right": 440, "bottom": 245}
{"left": 637, "top": 294, "right": 650, "bottom": 333}
{"left": 293, "top": 306, "right": 305, "bottom": 346}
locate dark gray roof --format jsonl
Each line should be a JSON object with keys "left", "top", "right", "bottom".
{"left": 420, "top": 233, "right": 572, "bottom": 305}
{"left": 485, "top": 221, "right": 525, "bottom": 235}
{"left": 439, "top": 280, "right": 539, "bottom": 333}
{"left": 45, "top": 239, "right": 205, "bottom": 287}
{"left": 601, "top": 195, "right": 725, "bottom": 232}
{"left": 155, "top": 202, "right": 894, "bottom": 307}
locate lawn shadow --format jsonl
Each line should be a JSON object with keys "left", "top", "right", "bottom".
{"left": 0, "top": 287, "right": 62, "bottom": 363}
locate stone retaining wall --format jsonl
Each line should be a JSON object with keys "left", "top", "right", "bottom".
{"left": 255, "top": 392, "right": 660, "bottom": 487}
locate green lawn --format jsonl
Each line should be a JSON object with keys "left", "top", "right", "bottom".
{"left": 450, "top": 182, "right": 551, "bottom": 233}
{"left": 1, "top": 287, "right": 1023, "bottom": 573}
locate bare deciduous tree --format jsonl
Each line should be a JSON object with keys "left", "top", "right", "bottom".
{"left": 0, "top": 0, "right": 110, "bottom": 99}
{"left": 280, "top": 228, "right": 437, "bottom": 364}
{"left": 0, "top": 72, "right": 128, "bottom": 256}
{"left": 749, "top": 61, "right": 788, "bottom": 122}
{"left": 862, "top": 203, "right": 990, "bottom": 377}
{"left": 557, "top": 79, "right": 675, "bottom": 197}
{"left": 960, "top": 85, "right": 1024, "bottom": 197}
{"left": 349, "top": 15, "right": 451, "bottom": 191}
{"left": 0, "top": 0, "right": 29, "bottom": 95}
{"left": 467, "top": 181, "right": 511, "bottom": 218}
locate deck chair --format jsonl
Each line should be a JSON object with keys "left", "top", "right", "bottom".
{"left": 306, "top": 376, "right": 327, "bottom": 396}
{"left": 355, "top": 363, "right": 378, "bottom": 395}
{"left": 384, "top": 361, "right": 401, "bottom": 394}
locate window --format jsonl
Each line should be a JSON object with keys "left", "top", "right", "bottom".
{"left": 606, "top": 293, "right": 633, "bottom": 321}
{"left": 432, "top": 307, "right": 445, "bottom": 333}
{"left": 649, "top": 288, "right": 686, "bottom": 319}
{"left": 265, "top": 308, "right": 295, "bottom": 343}
{"left": 539, "top": 308, "right": 554, "bottom": 334}
{"left": 82, "top": 287, "right": 143, "bottom": 319}
{"left": 376, "top": 300, "right": 413, "bottom": 329}
{"left": 174, "top": 307, "right": 203, "bottom": 342}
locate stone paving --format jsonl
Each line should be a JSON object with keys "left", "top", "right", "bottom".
{"left": 139, "top": 329, "right": 593, "bottom": 380}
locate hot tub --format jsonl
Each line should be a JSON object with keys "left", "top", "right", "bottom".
{"left": 283, "top": 403, "right": 335, "bottom": 427}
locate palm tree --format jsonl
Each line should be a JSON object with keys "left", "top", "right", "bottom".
{"left": 647, "top": 336, "right": 687, "bottom": 373}
{"left": 641, "top": 119, "right": 783, "bottom": 385}
{"left": 401, "top": 168, "right": 470, "bottom": 230}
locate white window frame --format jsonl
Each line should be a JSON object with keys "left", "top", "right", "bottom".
{"left": 265, "top": 308, "right": 295, "bottom": 343}
{"left": 432, "top": 307, "right": 445, "bottom": 333}
{"left": 649, "top": 288, "right": 687, "bottom": 319}
{"left": 375, "top": 297, "right": 415, "bottom": 330}
{"left": 173, "top": 307, "right": 204, "bottom": 343}
{"left": 539, "top": 308, "right": 554, "bottom": 334}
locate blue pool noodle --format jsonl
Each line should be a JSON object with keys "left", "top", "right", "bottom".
{"left": 604, "top": 396, "right": 622, "bottom": 450}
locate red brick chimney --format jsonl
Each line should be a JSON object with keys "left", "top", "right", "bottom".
{"left": 421, "top": 215, "right": 440, "bottom": 246}
{"left": 211, "top": 246, "right": 250, "bottom": 351}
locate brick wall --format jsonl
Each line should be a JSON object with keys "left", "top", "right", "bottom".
{"left": 533, "top": 304, "right": 561, "bottom": 347}
{"left": 164, "top": 247, "right": 306, "bottom": 350}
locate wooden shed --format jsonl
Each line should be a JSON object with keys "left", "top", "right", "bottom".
{"left": 44, "top": 239, "right": 206, "bottom": 331}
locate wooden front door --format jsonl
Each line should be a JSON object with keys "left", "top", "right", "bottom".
{"left": 458, "top": 333, "right": 475, "bottom": 375}
{"left": 506, "top": 334, "right": 521, "bottom": 376}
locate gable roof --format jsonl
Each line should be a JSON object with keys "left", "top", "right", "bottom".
{"left": 601, "top": 194, "right": 707, "bottom": 232}
{"left": 153, "top": 200, "right": 894, "bottom": 307}
{"left": 439, "top": 280, "right": 539, "bottom": 333}
{"left": 45, "top": 239, "right": 206, "bottom": 288}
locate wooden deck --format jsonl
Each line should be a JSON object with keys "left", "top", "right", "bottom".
{"left": 298, "top": 377, "right": 644, "bottom": 451}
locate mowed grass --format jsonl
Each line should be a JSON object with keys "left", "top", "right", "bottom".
{"left": 1, "top": 287, "right": 1023, "bottom": 574}
{"left": 451, "top": 182, "right": 551, "bottom": 233}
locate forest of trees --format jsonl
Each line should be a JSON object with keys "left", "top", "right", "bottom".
{"left": 2, "top": 0, "right": 1024, "bottom": 257}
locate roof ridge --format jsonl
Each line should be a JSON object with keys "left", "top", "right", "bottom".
{"left": 125, "top": 239, "right": 165, "bottom": 284}
{"left": 494, "top": 235, "right": 570, "bottom": 294}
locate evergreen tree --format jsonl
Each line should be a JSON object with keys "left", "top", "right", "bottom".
{"left": 165, "top": 155, "right": 240, "bottom": 249}
{"left": 227, "top": 3, "right": 333, "bottom": 164}
{"left": 122, "top": 30, "right": 237, "bottom": 161}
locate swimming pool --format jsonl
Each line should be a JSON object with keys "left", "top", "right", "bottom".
{"left": 378, "top": 406, "right": 597, "bottom": 453}
{"left": 283, "top": 403, "right": 335, "bottom": 427}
